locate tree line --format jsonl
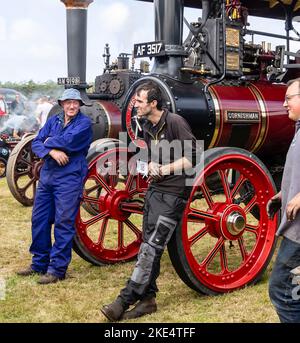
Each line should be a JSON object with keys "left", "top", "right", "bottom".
{"left": 0, "top": 80, "right": 64, "bottom": 99}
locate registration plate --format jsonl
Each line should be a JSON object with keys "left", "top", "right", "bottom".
{"left": 57, "top": 77, "right": 81, "bottom": 85}
{"left": 134, "top": 41, "right": 165, "bottom": 58}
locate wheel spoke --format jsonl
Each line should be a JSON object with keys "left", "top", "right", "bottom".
{"left": 18, "top": 157, "right": 33, "bottom": 167}
{"left": 95, "top": 174, "right": 113, "bottom": 195}
{"left": 85, "top": 183, "right": 101, "bottom": 195}
{"left": 188, "top": 226, "right": 208, "bottom": 246}
{"left": 244, "top": 195, "right": 258, "bottom": 213}
{"left": 238, "top": 236, "right": 248, "bottom": 261}
{"left": 97, "top": 217, "right": 108, "bottom": 246}
{"left": 200, "top": 182, "right": 214, "bottom": 209}
{"left": 201, "top": 237, "right": 225, "bottom": 268}
{"left": 15, "top": 170, "right": 31, "bottom": 178}
{"left": 120, "top": 201, "right": 144, "bottom": 215}
{"left": 83, "top": 194, "right": 99, "bottom": 205}
{"left": 220, "top": 170, "right": 232, "bottom": 202}
{"left": 220, "top": 244, "right": 229, "bottom": 273}
{"left": 188, "top": 208, "right": 219, "bottom": 222}
{"left": 118, "top": 221, "right": 124, "bottom": 248}
{"left": 18, "top": 176, "right": 36, "bottom": 192}
{"left": 125, "top": 173, "right": 135, "bottom": 192}
{"left": 124, "top": 219, "right": 141, "bottom": 238}
{"left": 245, "top": 224, "right": 259, "bottom": 237}
{"left": 83, "top": 210, "right": 110, "bottom": 227}
{"left": 109, "top": 173, "right": 118, "bottom": 188}
{"left": 231, "top": 174, "right": 245, "bottom": 199}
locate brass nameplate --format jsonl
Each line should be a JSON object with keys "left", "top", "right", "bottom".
{"left": 226, "top": 52, "right": 240, "bottom": 70}
{"left": 226, "top": 28, "right": 240, "bottom": 47}
{"left": 225, "top": 111, "right": 260, "bottom": 123}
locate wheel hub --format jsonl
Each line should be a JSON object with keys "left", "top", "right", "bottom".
{"left": 226, "top": 212, "right": 246, "bottom": 236}
{"left": 100, "top": 190, "right": 131, "bottom": 221}
{"left": 208, "top": 203, "right": 247, "bottom": 241}
{"left": 32, "top": 160, "right": 44, "bottom": 179}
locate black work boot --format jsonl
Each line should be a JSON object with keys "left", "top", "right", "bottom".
{"left": 121, "top": 297, "right": 157, "bottom": 320}
{"left": 17, "top": 266, "right": 44, "bottom": 276}
{"left": 37, "top": 273, "right": 64, "bottom": 285}
{"left": 101, "top": 298, "right": 126, "bottom": 322}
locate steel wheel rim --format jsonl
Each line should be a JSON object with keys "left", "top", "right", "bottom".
{"left": 75, "top": 147, "right": 147, "bottom": 263}
{"left": 182, "top": 154, "right": 277, "bottom": 292}
{"left": 6, "top": 136, "right": 41, "bottom": 206}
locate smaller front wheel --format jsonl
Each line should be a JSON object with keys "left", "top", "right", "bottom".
{"left": 74, "top": 140, "right": 149, "bottom": 265}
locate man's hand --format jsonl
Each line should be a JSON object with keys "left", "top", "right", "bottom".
{"left": 159, "top": 164, "right": 171, "bottom": 177}
{"left": 286, "top": 192, "right": 300, "bottom": 221}
{"left": 148, "top": 162, "right": 163, "bottom": 182}
{"left": 49, "top": 149, "right": 69, "bottom": 166}
{"left": 266, "top": 192, "right": 281, "bottom": 220}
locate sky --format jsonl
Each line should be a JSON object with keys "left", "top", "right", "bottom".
{"left": 1, "top": 0, "right": 300, "bottom": 83}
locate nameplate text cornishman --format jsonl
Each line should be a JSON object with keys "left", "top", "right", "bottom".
{"left": 225, "top": 111, "right": 260, "bottom": 123}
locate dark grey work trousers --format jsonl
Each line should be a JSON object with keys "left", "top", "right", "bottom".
{"left": 118, "top": 188, "right": 186, "bottom": 308}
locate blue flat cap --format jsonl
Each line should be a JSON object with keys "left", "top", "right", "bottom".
{"left": 58, "top": 88, "right": 85, "bottom": 106}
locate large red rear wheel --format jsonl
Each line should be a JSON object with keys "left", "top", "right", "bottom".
{"left": 74, "top": 140, "right": 148, "bottom": 265}
{"left": 168, "top": 147, "right": 278, "bottom": 295}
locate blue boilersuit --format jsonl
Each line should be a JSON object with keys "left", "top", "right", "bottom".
{"left": 30, "top": 111, "right": 92, "bottom": 278}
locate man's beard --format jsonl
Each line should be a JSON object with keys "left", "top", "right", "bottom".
{"left": 138, "top": 109, "right": 152, "bottom": 119}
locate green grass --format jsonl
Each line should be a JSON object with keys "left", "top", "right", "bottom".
{"left": 0, "top": 178, "right": 279, "bottom": 323}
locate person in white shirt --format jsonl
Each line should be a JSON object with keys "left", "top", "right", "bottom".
{"left": 0, "top": 95, "right": 7, "bottom": 116}
{"left": 35, "top": 96, "right": 53, "bottom": 128}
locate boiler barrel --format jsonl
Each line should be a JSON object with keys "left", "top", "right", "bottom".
{"left": 122, "top": 75, "right": 294, "bottom": 160}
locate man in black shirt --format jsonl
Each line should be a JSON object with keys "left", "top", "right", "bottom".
{"left": 101, "top": 81, "right": 197, "bottom": 321}
{"left": 11, "top": 94, "right": 25, "bottom": 116}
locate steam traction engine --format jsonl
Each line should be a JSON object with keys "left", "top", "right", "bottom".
{"left": 6, "top": 0, "right": 300, "bottom": 295}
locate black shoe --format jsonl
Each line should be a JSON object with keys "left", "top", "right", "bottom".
{"left": 121, "top": 297, "right": 157, "bottom": 320}
{"left": 101, "top": 299, "right": 126, "bottom": 322}
{"left": 17, "top": 266, "right": 44, "bottom": 276}
{"left": 37, "top": 273, "right": 64, "bottom": 285}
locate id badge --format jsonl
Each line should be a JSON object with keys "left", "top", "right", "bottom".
{"left": 136, "top": 160, "right": 148, "bottom": 177}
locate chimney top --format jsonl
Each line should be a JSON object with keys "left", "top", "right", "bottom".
{"left": 61, "top": 0, "right": 93, "bottom": 9}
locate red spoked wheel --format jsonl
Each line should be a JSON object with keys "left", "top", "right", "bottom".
{"left": 168, "top": 147, "right": 278, "bottom": 295}
{"left": 74, "top": 139, "right": 148, "bottom": 265}
{"left": 6, "top": 134, "right": 42, "bottom": 206}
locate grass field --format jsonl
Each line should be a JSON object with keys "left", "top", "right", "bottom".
{"left": 0, "top": 177, "right": 279, "bottom": 323}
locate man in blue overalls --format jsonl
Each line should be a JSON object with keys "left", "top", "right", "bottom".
{"left": 17, "top": 88, "right": 93, "bottom": 284}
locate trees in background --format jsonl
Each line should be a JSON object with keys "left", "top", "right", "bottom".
{"left": 0, "top": 80, "right": 64, "bottom": 99}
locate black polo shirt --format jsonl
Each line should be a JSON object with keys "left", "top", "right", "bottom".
{"left": 142, "top": 109, "right": 197, "bottom": 199}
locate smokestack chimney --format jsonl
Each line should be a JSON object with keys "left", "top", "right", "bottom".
{"left": 61, "top": 0, "right": 93, "bottom": 90}
{"left": 152, "top": 0, "right": 185, "bottom": 78}
{"left": 202, "top": 0, "right": 210, "bottom": 23}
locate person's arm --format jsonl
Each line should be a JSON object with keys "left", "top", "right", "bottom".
{"left": 43, "top": 117, "right": 92, "bottom": 154}
{"left": 31, "top": 118, "right": 53, "bottom": 158}
{"left": 266, "top": 191, "right": 282, "bottom": 219}
{"left": 159, "top": 157, "right": 192, "bottom": 176}
{"left": 286, "top": 192, "right": 300, "bottom": 221}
